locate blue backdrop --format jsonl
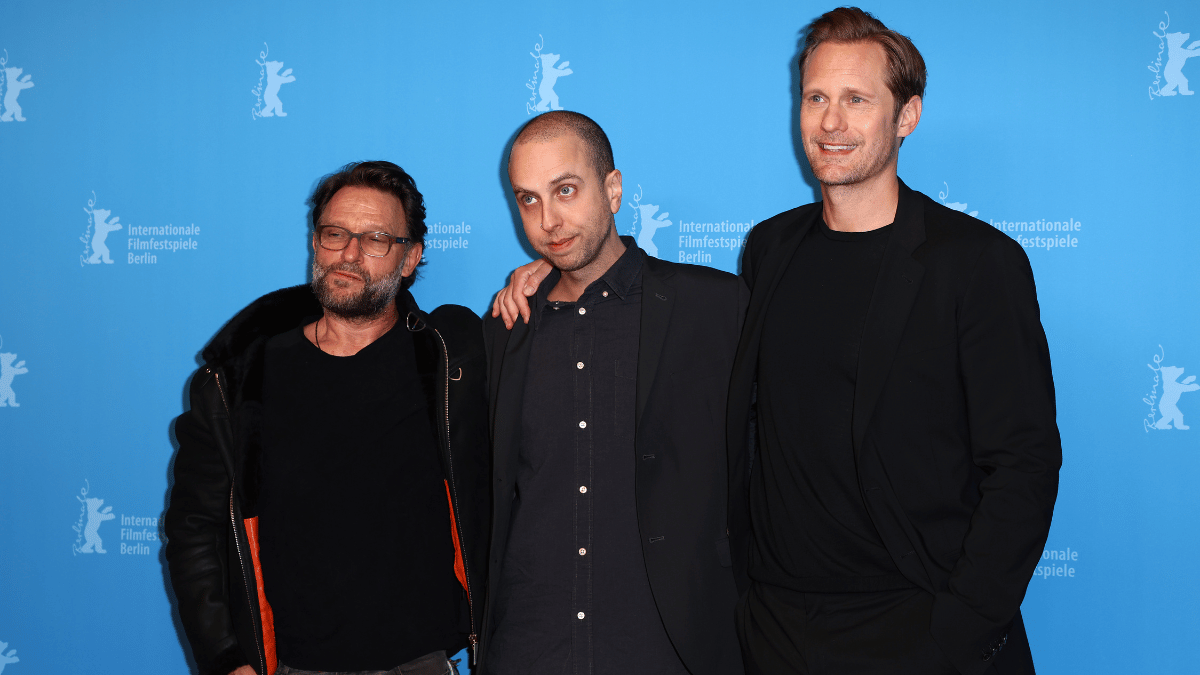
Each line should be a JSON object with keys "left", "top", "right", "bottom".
{"left": 2, "top": 1, "right": 1198, "bottom": 673}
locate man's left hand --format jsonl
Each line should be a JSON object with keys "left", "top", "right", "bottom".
{"left": 491, "top": 258, "right": 551, "bottom": 329}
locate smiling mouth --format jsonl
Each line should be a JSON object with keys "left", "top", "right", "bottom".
{"left": 818, "top": 143, "right": 856, "bottom": 152}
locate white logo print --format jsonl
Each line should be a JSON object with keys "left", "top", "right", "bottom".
{"left": 1149, "top": 12, "right": 1200, "bottom": 98}
{"left": 938, "top": 182, "right": 979, "bottom": 218}
{"left": 525, "top": 35, "right": 572, "bottom": 114}
{"left": 0, "top": 336, "right": 28, "bottom": 408}
{"left": 628, "top": 186, "right": 672, "bottom": 258}
{"left": 0, "top": 50, "right": 35, "bottom": 122}
{"left": 80, "top": 192, "right": 123, "bottom": 266}
{"left": 79, "top": 191, "right": 202, "bottom": 265}
{"left": 252, "top": 43, "right": 295, "bottom": 119}
{"left": 1157, "top": 365, "right": 1198, "bottom": 429}
{"left": 982, "top": 187, "right": 1083, "bottom": 253}
{"left": 1032, "top": 546, "right": 1079, "bottom": 580}
{"left": 626, "top": 186, "right": 754, "bottom": 264}
{"left": 1144, "top": 345, "right": 1199, "bottom": 431}
{"left": 0, "top": 640, "right": 18, "bottom": 674}
{"left": 72, "top": 481, "right": 115, "bottom": 554}
{"left": 426, "top": 221, "right": 472, "bottom": 253}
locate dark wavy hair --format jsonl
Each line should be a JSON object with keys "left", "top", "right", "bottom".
{"left": 308, "top": 160, "right": 427, "bottom": 290}
{"left": 798, "top": 7, "right": 926, "bottom": 121}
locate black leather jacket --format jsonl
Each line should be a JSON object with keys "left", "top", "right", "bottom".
{"left": 165, "top": 286, "right": 490, "bottom": 675}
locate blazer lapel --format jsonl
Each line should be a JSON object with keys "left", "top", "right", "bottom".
{"left": 852, "top": 181, "right": 927, "bottom": 454}
{"left": 744, "top": 211, "right": 818, "bottom": 333}
{"left": 636, "top": 257, "right": 675, "bottom": 430}
{"left": 728, "top": 207, "right": 819, "bottom": 447}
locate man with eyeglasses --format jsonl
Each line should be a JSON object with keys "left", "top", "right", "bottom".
{"left": 166, "top": 161, "right": 489, "bottom": 675}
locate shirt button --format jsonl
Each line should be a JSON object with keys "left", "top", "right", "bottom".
{"left": 579, "top": 420, "right": 587, "bottom": 429}
{"left": 602, "top": 291, "right": 609, "bottom": 298}
{"left": 579, "top": 485, "right": 588, "bottom": 493}
{"left": 579, "top": 548, "right": 587, "bottom": 555}
{"left": 577, "top": 361, "right": 585, "bottom": 369}
{"left": 578, "top": 307, "right": 586, "bottom": 315}
{"left": 577, "top": 612, "right": 586, "bottom": 620}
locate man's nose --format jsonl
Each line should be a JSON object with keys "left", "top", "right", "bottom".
{"left": 341, "top": 235, "right": 363, "bottom": 262}
{"left": 821, "top": 104, "right": 846, "bottom": 132}
{"left": 541, "top": 203, "right": 563, "bottom": 231}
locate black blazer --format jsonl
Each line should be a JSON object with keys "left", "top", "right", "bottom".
{"left": 481, "top": 248, "right": 749, "bottom": 675}
{"left": 727, "top": 181, "right": 1061, "bottom": 675}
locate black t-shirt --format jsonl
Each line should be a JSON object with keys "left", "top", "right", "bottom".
{"left": 258, "top": 322, "right": 464, "bottom": 670}
{"left": 751, "top": 219, "right": 913, "bottom": 593}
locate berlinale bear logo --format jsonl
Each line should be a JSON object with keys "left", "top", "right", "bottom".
{"left": 627, "top": 186, "right": 672, "bottom": 259}
{"left": 1161, "top": 31, "right": 1200, "bottom": 95}
{"left": 0, "top": 354, "right": 28, "bottom": 407}
{"left": 1149, "top": 13, "right": 1200, "bottom": 98}
{"left": 252, "top": 43, "right": 296, "bottom": 119}
{"left": 0, "top": 640, "right": 19, "bottom": 674}
{"left": 1155, "top": 366, "right": 1198, "bottom": 430}
{"left": 79, "top": 497, "right": 116, "bottom": 553}
{"left": 86, "top": 208, "right": 123, "bottom": 264}
{"left": 1143, "top": 346, "right": 1199, "bottom": 431}
{"left": 0, "top": 50, "right": 35, "bottom": 122}
{"left": 525, "top": 36, "right": 573, "bottom": 114}
{"left": 0, "top": 336, "right": 28, "bottom": 408}
{"left": 72, "top": 481, "right": 115, "bottom": 555}
{"left": 535, "top": 53, "right": 572, "bottom": 111}
{"left": 80, "top": 193, "right": 123, "bottom": 266}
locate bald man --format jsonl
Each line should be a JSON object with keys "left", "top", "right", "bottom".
{"left": 478, "top": 111, "right": 747, "bottom": 675}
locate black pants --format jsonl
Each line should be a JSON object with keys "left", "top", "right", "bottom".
{"left": 737, "top": 583, "right": 958, "bottom": 675}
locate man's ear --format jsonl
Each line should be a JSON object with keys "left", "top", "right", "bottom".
{"left": 897, "top": 95, "right": 922, "bottom": 139}
{"left": 401, "top": 242, "right": 424, "bottom": 278}
{"left": 605, "top": 168, "right": 623, "bottom": 215}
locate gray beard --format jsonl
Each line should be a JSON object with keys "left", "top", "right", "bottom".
{"left": 311, "top": 260, "right": 405, "bottom": 321}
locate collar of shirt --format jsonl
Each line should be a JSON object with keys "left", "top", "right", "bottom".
{"left": 530, "top": 235, "right": 644, "bottom": 329}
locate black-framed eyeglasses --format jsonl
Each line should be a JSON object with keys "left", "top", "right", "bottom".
{"left": 315, "top": 225, "right": 412, "bottom": 258}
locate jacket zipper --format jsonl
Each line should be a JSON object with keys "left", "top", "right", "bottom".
{"left": 214, "top": 370, "right": 267, "bottom": 675}
{"left": 430, "top": 326, "right": 478, "bottom": 663}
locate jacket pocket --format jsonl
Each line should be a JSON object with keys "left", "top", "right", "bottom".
{"left": 716, "top": 536, "right": 733, "bottom": 568}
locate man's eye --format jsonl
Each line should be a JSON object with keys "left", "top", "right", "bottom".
{"left": 851, "top": 96, "right": 864, "bottom": 103}
{"left": 366, "top": 233, "right": 390, "bottom": 243}
{"left": 559, "top": 186, "right": 575, "bottom": 196}
{"left": 325, "top": 229, "right": 345, "bottom": 239}
{"left": 521, "top": 194, "right": 538, "bottom": 205}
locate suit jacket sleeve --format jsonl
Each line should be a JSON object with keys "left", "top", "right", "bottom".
{"left": 930, "top": 237, "right": 1062, "bottom": 672}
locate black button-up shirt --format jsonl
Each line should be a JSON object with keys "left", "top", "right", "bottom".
{"left": 487, "top": 242, "right": 689, "bottom": 675}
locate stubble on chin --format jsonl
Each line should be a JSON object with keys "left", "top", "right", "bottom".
{"left": 541, "top": 221, "right": 616, "bottom": 274}
{"left": 543, "top": 241, "right": 597, "bottom": 273}
{"left": 807, "top": 132, "right": 901, "bottom": 188}
{"left": 311, "top": 260, "right": 405, "bottom": 320}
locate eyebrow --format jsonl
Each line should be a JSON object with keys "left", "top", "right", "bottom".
{"left": 512, "top": 171, "right": 586, "bottom": 195}
{"left": 549, "top": 172, "right": 584, "bottom": 186}
{"left": 318, "top": 218, "right": 402, "bottom": 235}
{"left": 803, "top": 85, "right": 875, "bottom": 98}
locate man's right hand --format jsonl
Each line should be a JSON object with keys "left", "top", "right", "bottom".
{"left": 229, "top": 666, "right": 256, "bottom": 675}
{"left": 491, "top": 258, "right": 552, "bottom": 329}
